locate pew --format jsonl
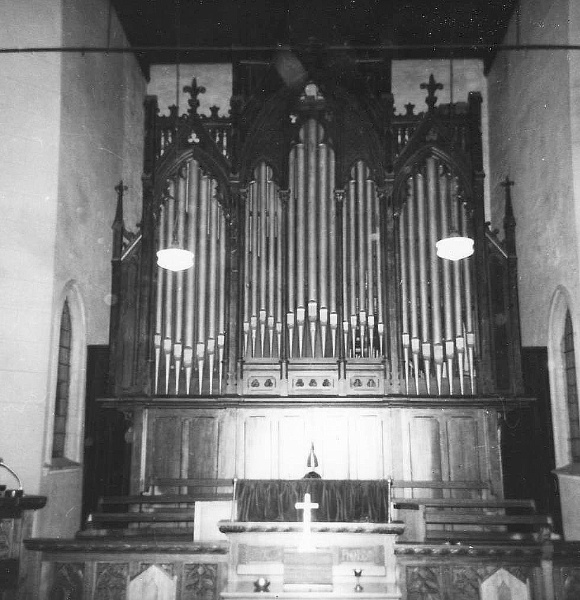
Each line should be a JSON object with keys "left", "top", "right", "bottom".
{"left": 82, "top": 478, "right": 551, "bottom": 545}
{"left": 80, "top": 478, "right": 235, "bottom": 540}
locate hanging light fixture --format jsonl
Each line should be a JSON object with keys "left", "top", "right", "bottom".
{"left": 436, "top": 230, "right": 474, "bottom": 261}
{"left": 157, "top": 244, "right": 194, "bottom": 271}
{"left": 157, "top": 0, "right": 194, "bottom": 273}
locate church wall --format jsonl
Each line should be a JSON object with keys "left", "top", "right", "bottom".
{"left": 0, "top": 0, "right": 63, "bottom": 505}
{"left": 487, "top": 0, "right": 580, "bottom": 348}
{"left": 34, "top": 0, "right": 146, "bottom": 538}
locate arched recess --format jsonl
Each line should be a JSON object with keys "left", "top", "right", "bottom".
{"left": 152, "top": 150, "right": 231, "bottom": 396}
{"left": 44, "top": 280, "right": 87, "bottom": 465}
{"left": 548, "top": 285, "right": 580, "bottom": 467}
{"left": 393, "top": 148, "right": 476, "bottom": 397}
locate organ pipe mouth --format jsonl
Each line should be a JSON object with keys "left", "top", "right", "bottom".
{"left": 157, "top": 245, "right": 194, "bottom": 271}
{"left": 436, "top": 231, "right": 474, "bottom": 261}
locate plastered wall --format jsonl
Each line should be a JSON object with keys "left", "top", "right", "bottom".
{"left": 0, "top": 0, "right": 146, "bottom": 538}
{"left": 487, "top": 0, "right": 580, "bottom": 348}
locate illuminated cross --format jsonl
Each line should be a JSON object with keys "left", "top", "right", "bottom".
{"left": 295, "top": 492, "right": 318, "bottom": 537}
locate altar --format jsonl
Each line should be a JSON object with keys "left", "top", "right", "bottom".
{"left": 219, "top": 490, "right": 404, "bottom": 600}
{"left": 219, "top": 521, "right": 404, "bottom": 600}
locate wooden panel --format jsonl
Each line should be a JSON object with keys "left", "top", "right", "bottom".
{"left": 445, "top": 416, "right": 481, "bottom": 495}
{"left": 151, "top": 417, "right": 183, "bottom": 478}
{"left": 408, "top": 417, "right": 442, "bottom": 487}
{"left": 355, "top": 414, "right": 383, "bottom": 479}
{"left": 243, "top": 415, "right": 273, "bottom": 478}
{"left": 315, "top": 415, "right": 350, "bottom": 479}
{"left": 278, "top": 415, "right": 308, "bottom": 479}
{"left": 189, "top": 416, "right": 220, "bottom": 479}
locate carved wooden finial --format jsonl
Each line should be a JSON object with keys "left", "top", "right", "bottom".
{"left": 501, "top": 176, "right": 515, "bottom": 220}
{"left": 501, "top": 176, "right": 516, "bottom": 253}
{"left": 113, "top": 181, "right": 128, "bottom": 230}
{"left": 183, "top": 77, "right": 206, "bottom": 115}
{"left": 420, "top": 74, "right": 443, "bottom": 112}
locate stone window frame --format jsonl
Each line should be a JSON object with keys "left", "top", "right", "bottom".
{"left": 44, "top": 281, "right": 87, "bottom": 468}
{"left": 548, "top": 286, "right": 580, "bottom": 467}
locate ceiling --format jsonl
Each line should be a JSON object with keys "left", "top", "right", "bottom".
{"left": 112, "top": 0, "right": 518, "bottom": 65}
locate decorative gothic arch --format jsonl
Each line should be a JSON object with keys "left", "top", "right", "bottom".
{"left": 44, "top": 280, "right": 87, "bottom": 465}
{"left": 548, "top": 285, "right": 580, "bottom": 467}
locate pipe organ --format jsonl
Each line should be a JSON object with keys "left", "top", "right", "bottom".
{"left": 111, "top": 66, "right": 523, "bottom": 401}
{"left": 397, "top": 157, "right": 476, "bottom": 396}
{"left": 153, "top": 158, "right": 228, "bottom": 395}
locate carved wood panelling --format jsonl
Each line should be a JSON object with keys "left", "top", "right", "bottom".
{"left": 95, "top": 562, "right": 128, "bottom": 600}
{"left": 50, "top": 562, "right": 84, "bottom": 600}
{"left": 141, "top": 406, "right": 496, "bottom": 490}
{"left": 406, "top": 565, "right": 442, "bottom": 600}
{"left": 408, "top": 416, "right": 443, "bottom": 484}
{"left": 183, "top": 563, "right": 218, "bottom": 600}
{"left": 446, "top": 416, "right": 481, "bottom": 488}
{"left": 403, "top": 411, "right": 491, "bottom": 492}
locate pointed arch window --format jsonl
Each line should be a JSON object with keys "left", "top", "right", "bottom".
{"left": 52, "top": 300, "right": 72, "bottom": 459}
{"left": 563, "top": 310, "right": 580, "bottom": 462}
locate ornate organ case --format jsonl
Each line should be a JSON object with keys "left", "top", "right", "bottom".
{"left": 108, "top": 52, "right": 523, "bottom": 492}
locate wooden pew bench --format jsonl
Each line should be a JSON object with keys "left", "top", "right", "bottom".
{"left": 390, "top": 481, "right": 550, "bottom": 543}
{"left": 81, "top": 478, "right": 235, "bottom": 540}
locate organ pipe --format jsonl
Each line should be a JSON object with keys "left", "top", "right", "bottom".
{"left": 163, "top": 183, "right": 175, "bottom": 394}
{"left": 267, "top": 179, "right": 276, "bottom": 357}
{"left": 407, "top": 177, "right": 420, "bottom": 393}
{"left": 296, "top": 142, "right": 306, "bottom": 356}
{"left": 348, "top": 178, "right": 357, "bottom": 355}
{"left": 399, "top": 209, "right": 410, "bottom": 396}
{"left": 217, "top": 215, "right": 226, "bottom": 394}
{"left": 366, "top": 178, "right": 374, "bottom": 357}
{"left": 357, "top": 162, "right": 367, "bottom": 356}
{"left": 184, "top": 159, "right": 200, "bottom": 392}
{"left": 207, "top": 198, "right": 218, "bottom": 393}
{"left": 328, "top": 152, "right": 337, "bottom": 356}
{"left": 374, "top": 184, "right": 384, "bottom": 357}
{"left": 287, "top": 150, "right": 296, "bottom": 356}
{"left": 427, "top": 158, "right": 442, "bottom": 394}
{"left": 439, "top": 169, "right": 454, "bottom": 393}
{"left": 250, "top": 179, "right": 259, "bottom": 356}
{"left": 319, "top": 142, "right": 329, "bottom": 355}
{"left": 259, "top": 164, "right": 268, "bottom": 356}
{"left": 173, "top": 171, "right": 187, "bottom": 394}
{"left": 154, "top": 205, "right": 165, "bottom": 393}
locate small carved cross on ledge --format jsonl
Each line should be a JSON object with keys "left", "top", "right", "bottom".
{"left": 420, "top": 74, "right": 443, "bottom": 112}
